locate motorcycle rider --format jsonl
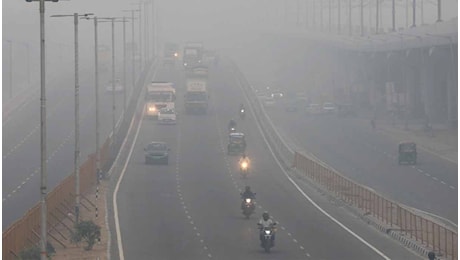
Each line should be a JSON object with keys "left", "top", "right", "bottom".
{"left": 241, "top": 185, "right": 256, "bottom": 211}
{"left": 239, "top": 153, "right": 250, "bottom": 168}
{"left": 239, "top": 103, "right": 246, "bottom": 119}
{"left": 257, "top": 211, "right": 276, "bottom": 246}
{"left": 228, "top": 118, "right": 237, "bottom": 131}
{"left": 241, "top": 185, "right": 256, "bottom": 200}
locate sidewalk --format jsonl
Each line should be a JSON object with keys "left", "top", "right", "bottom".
{"left": 376, "top": 118, "right": 458, "bottom": 164}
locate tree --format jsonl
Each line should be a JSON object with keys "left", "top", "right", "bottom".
{"left": 71, "top": 220, "right": 101, "bottom": 251}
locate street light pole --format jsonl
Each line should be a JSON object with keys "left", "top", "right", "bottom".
{"left": 7, "top": 40, "right": 13, "bottom": 99}
{"left": 123, "top": 9, "right": 140, "bottom": 98}
{"left": 132, "top": 2, "right": 143, "bottom": 71}
{"left": 392, "top": 0, "right": 396, "bottom": 32}
{"left": 436, "top": 0, "right": 442, "bottom": 22}
{"left": 25, "top": 0, "right": 59, "bottom": 258}
{"left": 123, "top": 17, "right": 127, "bottom": 112}
{"left": 50, "top": 12, "right": 93, "bottom": 224}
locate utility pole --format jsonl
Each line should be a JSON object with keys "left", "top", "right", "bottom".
{"left": 348, "top": 0, "right": 352, "bottom": 36}
{"left": 360, "top": 0, "right": 364, "bottom": 36}
{"left": 436, "top": 0, "right": 442, "bottom": 22}
{"left": 132, "top": 2, "right": 143, "bottom": 71}
{"left": 25, "top": 0, "right": 59, "bottom": 258}
{"left": 123, "top": 9, "right": 140, "bottom": 99}
{"left": 337, "top": 0, "right": 341, "bottom": 34}
{"left": 412, "top": 0, "right": 416, "bottom": 27}
{"left": 7, "top": 40, "right": 13, "bottom": 99}
{"left": 328, "top": 0, "right": 331, "bottom": 32}
{"left": 392, "top": 0, "right": 396, "bottom": 32}
{"left": 50, "top": 12, "right": 94, "bottom": 224}
{"left": 376, "top": 0, "right": 379, "bottom": 34}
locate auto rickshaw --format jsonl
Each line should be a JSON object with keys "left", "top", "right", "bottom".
{"left": 398, "top": 142, "right": 417, "bottom": 165}
{"left": 227, "top": 133, "right": 246, "bottom": 155}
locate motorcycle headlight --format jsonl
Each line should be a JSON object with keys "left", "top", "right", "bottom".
{"left": 264, "top": 230, "right": 271, "bottom": 235}
{"left": 241, "top": 109, "right": 244, "bottom": 113}
{"left": 241, "top": 162, "right": 248, "bottom": 168}
{"left": 148, "top": 107, "right": 156, "bottom": 112}
{"left": 245, "top": 198, "right": 251, "bottom": 203}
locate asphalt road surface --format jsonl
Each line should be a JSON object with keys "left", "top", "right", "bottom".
{"left": 263, "top": 103, "right": 457, "bottom": 224}
{"left": 2, "top": 66, "right": 131, "bottom": 228}
{"left": 113, "top": 63, "right": 421, "bottom": 260}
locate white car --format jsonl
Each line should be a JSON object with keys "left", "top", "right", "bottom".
{"left": 322, "top": 102, "right": 336, "bottom": 114}
{"left": 105, "top": 79, "right": 124, "bottom": 93}
{"left": 158, "top": 108, "right": 177, "bottom": 124}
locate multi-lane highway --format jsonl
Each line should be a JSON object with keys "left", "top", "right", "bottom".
{"left": 112, "top": 63, "right": 421, "bottom": 259}
{"left": 2, "top": 66, "right": 131, "bottom": 228}
{"left": 263, "top": 100, "right": 458, "bottom": 224}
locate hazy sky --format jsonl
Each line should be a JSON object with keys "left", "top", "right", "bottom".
{"left": 2, "top": 0, "right": 458, "bottom": 70}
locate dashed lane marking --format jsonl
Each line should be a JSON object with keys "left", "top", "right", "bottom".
{"left": 450, "top": 186, "right": 455, "bottom": 190}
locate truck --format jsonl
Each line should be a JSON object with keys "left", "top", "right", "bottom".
{"left": 184, "top": 71, "right": 208, "bottom": 114}
{"left": 163, "top": 42, "right": 179, "bottom": 67}
{"left": 145, "top": 81, "right": 176, "bottom": 118}
{"left": 183, "top": 42, "right": 203, "bottom": 70}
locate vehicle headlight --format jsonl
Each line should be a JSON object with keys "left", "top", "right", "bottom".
{"left": 184, "top": 62, "right": 187, "bottom": 66}
{"left": 245, "top": 198, "right": 251, "bottom": 203}
{"left": 241, "top": 162, "right": 248, "bottom": 169}
{"left": 241, "top": 109, "right": 244, "bottom": 113}
{"left": 174, "top": 52, "right": 178, "bottom": 57}
{"left": 264, "top": 230, "right": 271, "bottom": 235}
{"left": 149, "top": 107, "right": 156, "bottom": 112}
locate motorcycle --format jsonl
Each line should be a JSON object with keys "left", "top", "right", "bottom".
{"left": 239, "top": 108, "right": 246, "bottom": 120}
{"left": 239, "top": 160, "right": 249, "bottom": 178}
{"left": 241, "top": 197, "right": 255, "bottom": 218}
{"left": 259, "top": 223, "right": 276, "bottom": 253}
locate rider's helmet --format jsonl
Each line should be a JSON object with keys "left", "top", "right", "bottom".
{"left": 245, "top": 185, "right": 251, "bottom": 192}
{"left": 242, "top": 153, "right": 247, "bottom": 159}
{"left": 262, "top": 211, "right": 269, "bottom": 221}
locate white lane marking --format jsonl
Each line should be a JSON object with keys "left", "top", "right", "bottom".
{"left": 450, "top": 186, "right": 455, "bottom": 190}
{"left": 417, "top": 169, "right": 423, "bottom": 173}
{"left": 293, "top": 239, "right": 298, "bottom": 243}
{"left": 240, "top": 81, "right": 392, "bottom": 260}
{"left": 287, "top": 232, "right": 292, "bottom": 236}
{"left": 432, "top": 177, "right": 439, "bottom": 181}
{"left": 113, "top": 103, "right": 146, "bottom": 260}
{"left": 300, "top": 246, "right": 305, "bottom": 250}
{"left": 441, "top": 181, "right": 446, "bottom": 185}
{"left": 208, "top": 253, "right": 212, "bottom": 258}
{"left": 425, "top": 173, "right": 430, "bottom": 177}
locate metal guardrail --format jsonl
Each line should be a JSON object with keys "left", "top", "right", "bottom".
{"left": 229, "top": 58, "right": 457, "bottom": 260}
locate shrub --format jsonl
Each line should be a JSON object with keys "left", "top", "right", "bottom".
{"left": 71, "top": 220, "right": 101, "bottom": 251}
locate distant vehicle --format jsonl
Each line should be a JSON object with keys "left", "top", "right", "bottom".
{"left": 145, "top": 82, "right": 176, "bottom": 118}
{"left": 322, "top": 102, "right": 336, "bottom": 114}
{"left": 105, "top": 79, "right": 124, "bottom": 93}
{"left": 158, "top": 108, "right": 177, "bottom": 125}
{"left": 183, "top": 42, "right": 203, "bottom": 69}
{"left": 306, "top": 103, "right": 322, "bottom": 115}
{"left": 163, "top": 42, "right": 179, "bottom": 67}
{"left": 270, "top": 92, "right": 284, "bottom": 100}
{"left": 184, "top": 69, "right": 208, "bottom": 114}
{"left": 144, "top": 142, "right": 170, "bottom": 165}
{"left": 227, "top": 132, "right": 246, "bottom": 155}
{"left": 398, "top": 142, "right": 417, "bottom": 165}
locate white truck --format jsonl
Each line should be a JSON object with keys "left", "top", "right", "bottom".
{"left": 145, "top": 82, "right": 176, "bottom": 118}
{"left": 184, "top": 76, "right": 208, "bottom": 114}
